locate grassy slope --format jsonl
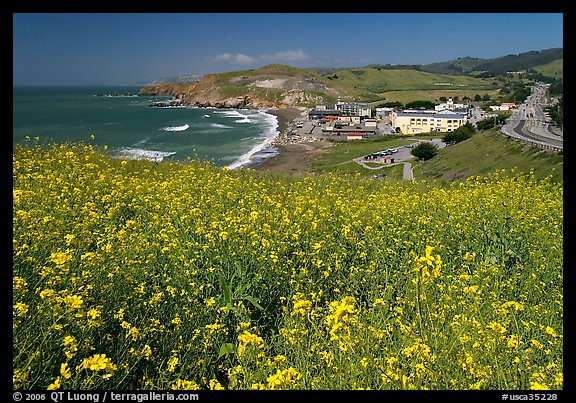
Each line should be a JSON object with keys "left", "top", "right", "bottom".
{"left": 413, "top": 129, "right": 563, "bottom": 183}
{"left": 331, "top": 68, "right": 491, "bottom": 91}
{"left": 323, "top": 68, "right": 494, "bottom": 102}
{"left": 419, "top": 57, "right": 487, "bottom": 75}
{"left": 310, "top": 135, "right": 423, "bottom": 180}
{"left": 534, "top": 58, "right": 563, "bottom": 80}
{"left": 308, "top": 130, "right": 562, "bottom": 184}
{"left": 373, "top": 89, "right": 500, "bottom": 105}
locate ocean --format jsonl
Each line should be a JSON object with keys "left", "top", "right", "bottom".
{"left": 12, "top": 85, "right": 280, "bottom": 168}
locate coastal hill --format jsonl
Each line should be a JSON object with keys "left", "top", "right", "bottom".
{"left": 139, "top": 64, "right": 345, "bottom": 109}
{"left": 139, "top": 48, "right": 562, "bottom": 109}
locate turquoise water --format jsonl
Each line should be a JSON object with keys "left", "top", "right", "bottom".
{"left": 13, "top": 86, "right": 279, "bottom": 168}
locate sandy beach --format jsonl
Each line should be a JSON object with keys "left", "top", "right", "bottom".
{"left": 253, "top": 107, "right": 333, "bottom": 174}
{"left": 254, "top": 141, "right": 333, "bottom": 174}
{"left": 266, "top": 107, "right": 303, "bottom": 138}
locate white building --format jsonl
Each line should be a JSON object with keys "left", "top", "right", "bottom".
{"left": 336, "top": 100, "right": 372, "bottom": 117}
{"left": 435, "top": 98, "right": 468, "bottom": 111}
{"left": 490, "top": 103, "right": 516, "bottom": 111}
{"left": 375, "top": 107, "right": 394, "bottom": 118}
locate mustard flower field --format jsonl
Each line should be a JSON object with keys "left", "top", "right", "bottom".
{"left": 13, "top": 142, "right": 563, "bottom": 390}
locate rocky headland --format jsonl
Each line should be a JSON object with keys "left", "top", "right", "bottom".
{"left": 139, "top": 64, "right": 338, "bottom": 110}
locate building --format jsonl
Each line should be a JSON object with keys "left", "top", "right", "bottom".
{"left": 391, "top": 111, "right": 465, "bottom": 134}
{"left": 434, "top": 98, "right": 468, "bottom": 111}
{"left": 315, "top": 99, "right": 373, "bottom": 118}
{"left": 375, "top": 107, "right": 394, "bottom": 118}
{"left": 434, "top": 109, "right": 469, "bottom": 123}
{"left": 337, "top": 115, "right": 361, "bottom": 125}
{"left": 336, "top": 101, "right": 372, "bottom": 117}
{"left": 308, "top": 109, "right": 341, "bottom": 120}
{"left": 490, "top": 103, "right": 516, "bottom": 111}
{"left": 403, "top": 109, "right": 437, "bottom": 114}
{"left": 323, "top": 125, "right": 377, "bottom": 138}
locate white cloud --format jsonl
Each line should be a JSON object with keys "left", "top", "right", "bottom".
{"left": 213, "top": 53, "right": 257, "bottom": 64}
{"left": 260, "top": 50, "right": 309, "bottom": 62}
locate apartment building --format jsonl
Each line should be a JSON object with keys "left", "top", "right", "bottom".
{"left": 391, "top": 111, "right": 465, "bottom": 134}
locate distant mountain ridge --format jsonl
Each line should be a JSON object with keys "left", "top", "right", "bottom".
{"left": 421, "top": 48, "right": 563, "bottom": 75}
{"left": 306, "top": 48, "right": 563, "bottom": 77}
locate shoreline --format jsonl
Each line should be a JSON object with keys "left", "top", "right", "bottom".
{"left": 146, "top": 102, "right": 316, "bottom": 170}
{"left": 238, "top": 106, "right": 334, "bottom": 174}
{"left": 266, "top": 107, "right": 305, "bottom": 139}
{"left": 233, "top": 106, "right": 306, "bottom": 170}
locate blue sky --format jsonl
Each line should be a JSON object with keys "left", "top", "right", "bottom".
{"left": 13, "top": 13, "right": 563, "bottom": 86}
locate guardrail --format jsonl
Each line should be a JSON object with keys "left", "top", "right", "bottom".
{"left": 500, "top": 123, "right": 563, "bottom": 152}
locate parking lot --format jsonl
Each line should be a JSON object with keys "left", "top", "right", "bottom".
{"left": 354, "top": 138, "right": 446, "bottom": 168}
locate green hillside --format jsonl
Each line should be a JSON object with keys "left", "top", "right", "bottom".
{"left": 319, "top": 68, "right": 491, "bottom": 100}
{"left": 371, "top": 89, "right": 499, "bottom": 105}
{"left": 420, "top": 57, "right": 488, "bottom": 75}
{"left": 534, "top": 59, "right": 563, "bottom": 80}
{"left": 309, "top": 129, "right": 562, "bottom": 184}
{"left": 413, "top": 129, "right": 563, "bottom": 183}
{"left": 210, "top": 64, "right": 495, "bottom": 103}
{"left": 419, "top": 48, "right": 563, "bottom": 76}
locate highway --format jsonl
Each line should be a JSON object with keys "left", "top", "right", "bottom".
{"left": 501, "top": 84, "right": 563, "bottom": 151}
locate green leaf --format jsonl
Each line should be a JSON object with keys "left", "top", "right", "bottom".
{"left": 225, "top": 303, "right": 239, "bottom": 315}
{"left": 218, "top": 343, "right": 235, "bottom": 358}
{"left": 244, "top": 295, "right": 264, "bottom": 310}
{"left": 218, "top": 275, "right": 232, "bottom": 305}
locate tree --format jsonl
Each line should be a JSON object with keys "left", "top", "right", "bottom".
{"left": 405, "top": 100, "right": 437, "bottom": 110}
{"left": 377, "top": 101, "right": 403, "bottom": 109}
{"left": 474, "top": 94, "right": 482, "bottom": 102}
{"left": 476, "top": 117, "right": 500, "bottom": 130}
{"left": 439, "top": 96, "right": 447, "bottom": 102}
{"left": 443, "top": 122, "right": 476, "bottom": 144}
{"left": 545, "top": 96, "right": 563, "bottom": 128}
{"left": 411, "top": 142, "right": 438, "bottom": 160}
